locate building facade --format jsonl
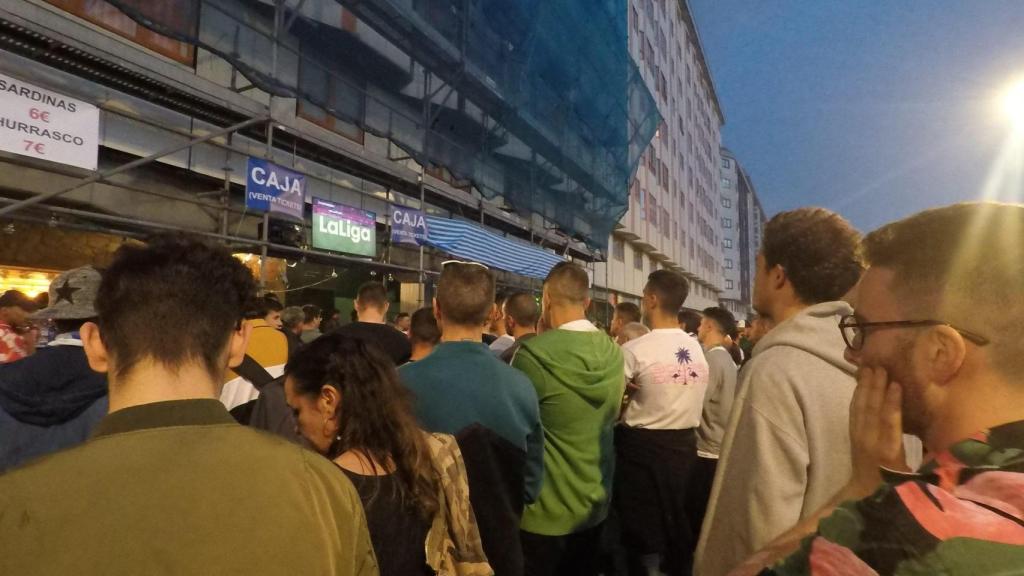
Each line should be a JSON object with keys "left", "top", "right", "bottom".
{"left": 718, "top": 146, "right": 767, "bottom": 322}
{"left": 0, "top": 0, "right": 644, "bottom": 314}
{"left": 594, "top": 0, "right": 726, "bottom": 312}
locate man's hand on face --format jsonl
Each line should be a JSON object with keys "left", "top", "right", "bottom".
{"left": 846, "top": 366, "right": 910, "bottom": 499}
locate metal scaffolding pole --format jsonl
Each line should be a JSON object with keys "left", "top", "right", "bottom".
{"left": 0, "top": 115, "right": 270, "bottom": 218}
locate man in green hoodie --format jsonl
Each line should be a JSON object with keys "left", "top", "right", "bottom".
{"left": 513, "top": 261, "right": 625, "bottom": 576}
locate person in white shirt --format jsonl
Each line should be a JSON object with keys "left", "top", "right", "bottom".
{"left": 688, "top": 306, "right": 740, "bottom": 556}
{"left": 616, "top": 269, "right": 709, "bottom": 576}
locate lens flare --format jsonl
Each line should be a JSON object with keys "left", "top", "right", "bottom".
{"left": 1003, "top": 79, "right": 1024, "bottom": 131}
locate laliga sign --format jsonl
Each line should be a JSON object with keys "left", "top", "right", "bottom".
{"left": 312, "top": 197, "right": 377, "bottom": 257}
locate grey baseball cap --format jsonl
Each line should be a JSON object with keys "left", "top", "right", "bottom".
{"left": 31, "top": 266, "right": 101, "bottom": 320}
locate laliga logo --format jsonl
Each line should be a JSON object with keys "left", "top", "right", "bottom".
{"left": 319, "top": 217, "right": 373, "bottom": 243}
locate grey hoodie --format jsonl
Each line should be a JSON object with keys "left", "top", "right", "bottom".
{"left": 694, "top": 301, "right": 856, "bottom": 576}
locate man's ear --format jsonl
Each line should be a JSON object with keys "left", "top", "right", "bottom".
{"left": 227, "top": 321, "right": 254, "bottom": 369}
{"left": 80, "top": 322, "right": 109, "bottom": 374}
{"left": 382, "top": 300, "right": 390, "bottom": 315}
{"left": 921, "top": 325, "right": 968, "bottom": 385}
{"left": 771, "top": 264, "right": 787, "bottom": 291}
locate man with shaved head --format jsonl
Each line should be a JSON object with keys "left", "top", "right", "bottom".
{"left": 513, "top": 262, "right": 624, "bottom": 576}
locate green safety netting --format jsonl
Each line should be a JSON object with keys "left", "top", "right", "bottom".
{"left": 98, "top": 0, "right": 661, "bottom": 251}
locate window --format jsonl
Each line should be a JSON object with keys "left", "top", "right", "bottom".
{"left": 721, "top": 158, "right": 731, "bottom": 169}
{"left": 613, "top": 238, "right": 625, "bottom": 261}
{"left": 726, "top": 279, "right": 734, "bottom": 290}
{"left": 634, "top": 250, "right": 644, "bottom": 271}
{"left": 723, "top": 238, "right": 733, "bottom": 249}
{"left": 721, "top": 177, "right": 732, "bottom": 189}
{"left": 639, "top": 189, "right": 647, "bottom": 220}
{"left": 725, "top": 259, "right": 734, "bottom": 270}
{"left": 721, "top": 197, "right": 732, "bottom": 209}
{"left": 722, "top": 217, "right": 732, "bottom": 229}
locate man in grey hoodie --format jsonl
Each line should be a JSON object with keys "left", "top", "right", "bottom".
{"left": 695, "top": 207, "right": 864, "bottom": 576}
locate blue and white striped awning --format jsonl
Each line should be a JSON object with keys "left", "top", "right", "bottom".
{"left": 423, "top": 216, "right": 565, "bottom": 279}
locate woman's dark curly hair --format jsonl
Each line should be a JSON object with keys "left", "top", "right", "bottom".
{"left": 285, "top": 334, "right": 438, "bottom": 518}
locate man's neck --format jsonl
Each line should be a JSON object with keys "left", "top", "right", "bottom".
{"left": 357, "top": 309, "right": 385, "bottom": 324}
{"left": 547, "top": 306, "right": 587, "bottom": 329}
{"left": 701, "top": 333, "right": 727, "bottom": 350}
{"left": 106, "top": 360, "right": 221, "bottom": 413}
{"left": 764, "top": 299, "right": 807, "bottom": 326}
{"left": 512, "top": 327, "right": 536, "bottom": 339}
{"left": 646, "top": 310, "right": 678, "bottom": 330}
{"left": 410, "top": 342, "right": 434, "bottom": 361}
{"left": 441, "top": 324, "right": 484, "bottom": 342}
{"left": 926, "top": 377, "right": 1024, "bottom": 455}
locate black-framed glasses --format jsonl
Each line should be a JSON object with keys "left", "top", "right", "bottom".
{"left": 839, "top": 315, "right": 990, "bottom": 351}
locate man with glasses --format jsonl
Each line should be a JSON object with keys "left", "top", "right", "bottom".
{"left": 731, "top": 202, "right": 1024, "bottom": 575}
{"left": 696, "top": 208, "right": 865, "bottom": 576}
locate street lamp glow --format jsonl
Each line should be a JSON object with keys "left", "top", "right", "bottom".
{"left": 1003, "top": 79, "right": 1024, "bottom": 131}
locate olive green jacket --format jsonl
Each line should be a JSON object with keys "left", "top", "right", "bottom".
{"left": 0, "top": 399, "right": 378, "bottom": 576}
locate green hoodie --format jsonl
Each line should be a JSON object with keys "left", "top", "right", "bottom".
{"left": 512, "top": 326, "right": 625, "bottom": 536}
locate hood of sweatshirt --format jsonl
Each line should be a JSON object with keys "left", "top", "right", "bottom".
{"left": 518, "top": 328, "right": 624, "bottom": 407}
{"left": 752, "top": 301, "right": 856, "bottom": 376}
{"left": 0, "top": 345, "right": 108, "bottom": 426}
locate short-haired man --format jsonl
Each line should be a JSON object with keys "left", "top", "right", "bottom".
{"left": 732, "top": 202, "right": 1024, "bottom": 575}
{"left": 400, "top": 262, "right": 544, "bottom": 575}
{"left": 261, "top": 296, "right": 284, "bottom": 330}
{"left": 280, "top": 305, "right": 305, "bottom": 355}
{"left": 299, "top": 304, "right": 322, "bottom": 343}
{"left": 688, "top": 307, "right": 740, "bottom": 551}
{"left": 513, "top": 262, "right": 624, "bottom": 576}
{"left": 393, "top": 311, "right": 411, "bottom": 335}
{"left": 336, "top": 281, "right": 410, "bottom": 365}
{"left": 696, "top": 208, "right": 865, "bottom": 576}
{"left": 0, "top": 290, "right": 38, "bottom": 364}
{"left": 615, "top": 270, "right": 709, "bottom": 575}
{"left": 617, "top": 321, "right": 650, "bottom": 345}
{"left": 499, "top": 292, "right": 539, "bottom": 364}
{"left": 487, "top": 293, "right": 515, "bottom": 353}
{"left": 0, "top": 267, "right": 108, "bottom": 472}
{"left": 610, "top": 301, "right": 641, "bottom": 340}
{"left": 408, "top": 307, "right": 440, "bottom": 362}
{"left": 0, "top": 235, "right": 376, "bottom": 575}
{"left": 678, "top": 309, "right": 703, "bottom": 336}
{"left": 220, "top": 295, "right": 289, "bottom": 411}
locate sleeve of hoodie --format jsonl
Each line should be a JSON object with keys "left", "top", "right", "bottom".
{"left": 696, "top": 361, "right": 810, "bottom": 576}
{"left": 511, "top": 350, "right": 546, "bottom": 505}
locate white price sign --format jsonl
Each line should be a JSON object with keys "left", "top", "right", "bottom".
{"left": 0, "top": 73, "right": 99, "bottom": 171}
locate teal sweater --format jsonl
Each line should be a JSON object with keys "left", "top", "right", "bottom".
{"left": 399, "top": 342, "right": 544, "bottom": 502}
{"left": 513, "top": 328, "right": 624, "bottom": 536}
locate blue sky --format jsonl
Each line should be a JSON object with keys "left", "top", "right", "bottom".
{"left": 688, "top": 0, "right": 1024, "bottom": 232}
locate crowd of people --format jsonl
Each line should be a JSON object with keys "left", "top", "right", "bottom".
{"left": 0, "top": 200, "right": 1022, "bottom": 576}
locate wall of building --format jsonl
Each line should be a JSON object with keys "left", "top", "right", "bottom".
{"left": 594, "top": 0, "right": 725, "bottom": 312}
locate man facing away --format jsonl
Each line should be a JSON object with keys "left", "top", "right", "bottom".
{"left": 688, "top": 307, "right": 740, "bottom": 551}
{"left": 299, "top": 304, "right": 322, "bottom": 343}
{"left": 512, "top": 262, "right": 624, "bottom": 576}
{"left": 0, "top": 267, "right": 108, "bottom": 473}
{"left": 408, "top": 307, "right": 440, "bottom": 362}
{"left": 695, "top": 207, "right": 865, "bottom": 576}
{"left": 499, "top": 291, "right": 539, "bottom": 364}
{"left": 399, "top": 262, "right": 544, "bottom": 501}
{"left": 336, "top": 281, "right": 411, "bottom": 365}
{"left": 280, "top": 305, "right": 305, "bottom": 356}
{"left": 609, "top": 301, "right": 641, "bottom": 342}
{"left": 400, "top": 262, "right": 544, "bottom": 576}
{"left": 615, "top": 270, "right": 709, "bottom": 576}
{"left": 0, "top": 234, "right": 376, "bottom": 575}
{"left": 732, "top": 202, "right": 1024, "bottom": 575}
